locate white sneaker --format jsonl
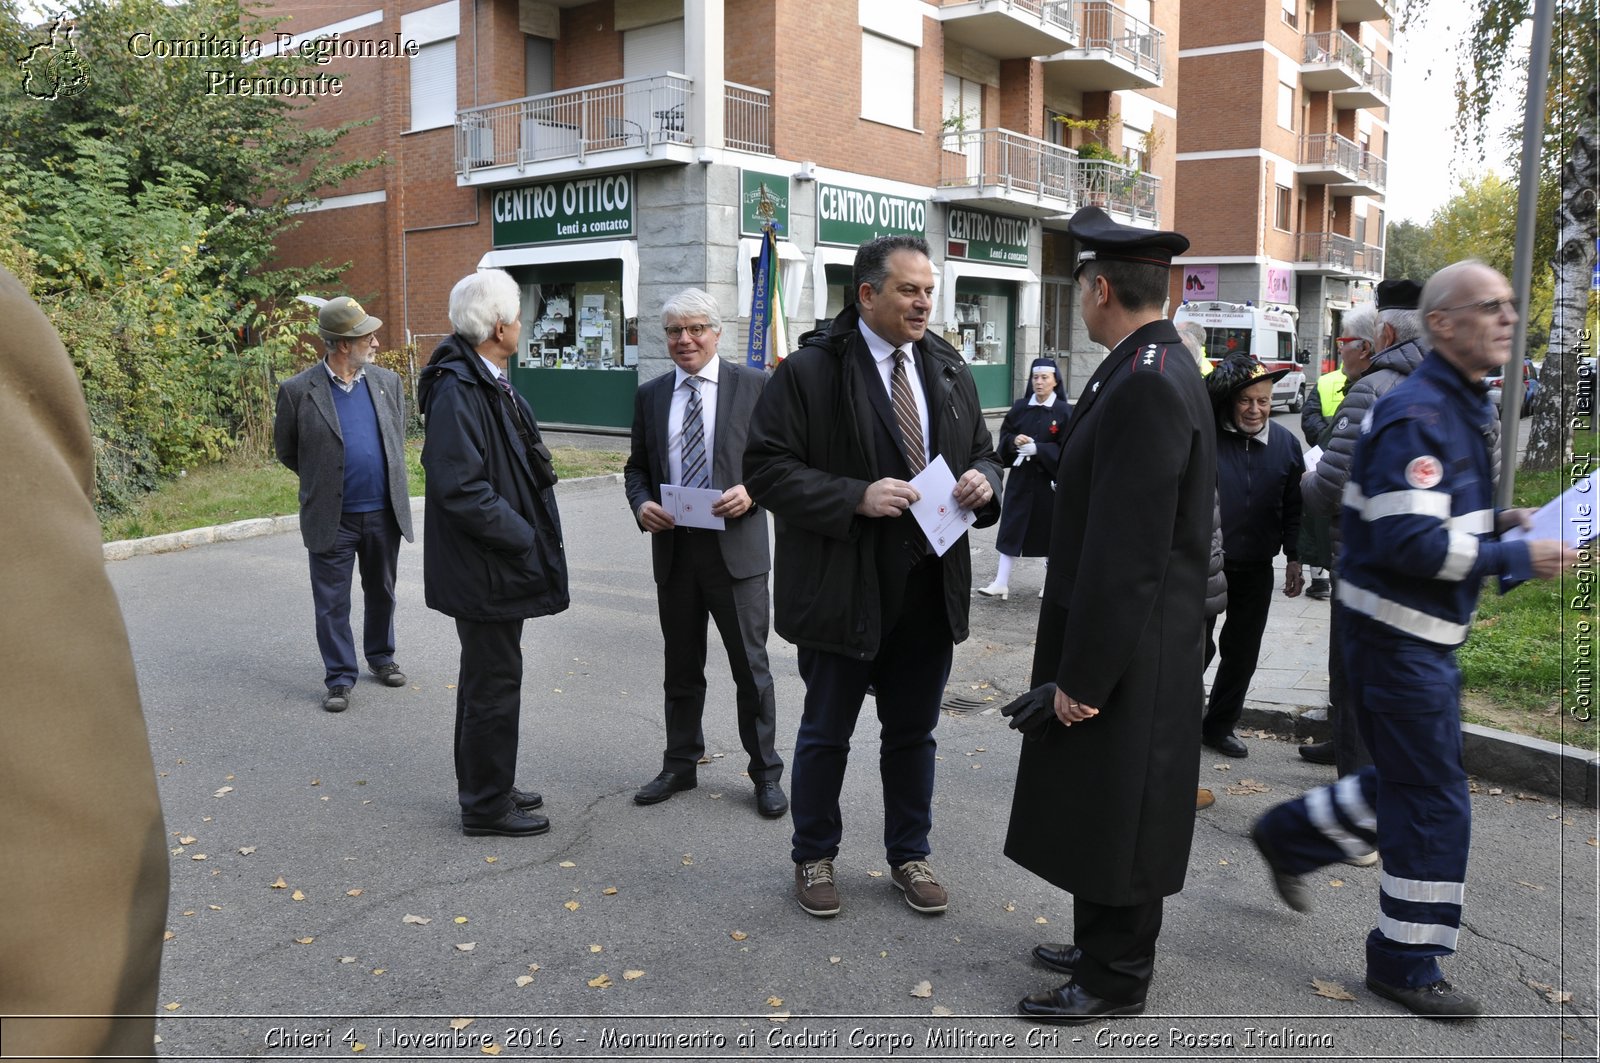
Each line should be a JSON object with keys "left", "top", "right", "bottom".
{"left": 978, "top": 582, "right": 1009, "bottom": 600}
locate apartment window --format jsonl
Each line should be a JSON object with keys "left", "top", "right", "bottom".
{"left": 1277, "top": 82, "right": 1295, "bottom": 130}
{"left": 623, "top": 19, "right": 685, "bottom": 76}
{"left": 943, "top": 74, "right": 982, "bottom": 132}
{"left": 1355, "top": 215, "right": 1367, "bottom": 246}
{"left": 1275, "top": 185, "right": 1293, "bottom": 231}
{"left": 1123, "top": 123, "right": 1150, "bottom": 171}
{"left": 1281, "top": 0, "right": 1297, "bottom": 28}
{"left": 410, "top": 39, "right": 456, "bottom": 131}
{"left": 1044, "top": 108, "right": 1070, "bottom": 146}
{"left": 862, "top": 32, "right": 916, "bottom": 129}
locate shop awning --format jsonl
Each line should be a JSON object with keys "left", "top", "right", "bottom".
{"left": 942, "top": 261, "right": 1040, "bottom": 329}
{"left": 736, "top": 237, "right": 808, "bottom": 319}
{"left": 478, "top": 241, "right": 640, "bottom": 318}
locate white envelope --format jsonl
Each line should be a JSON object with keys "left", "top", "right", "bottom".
{"left": 660, "top": 484, "right": 726, "bottom": 530}
{"left": 908, "top": 455, "right": 975, "bottom": 557}
{"left": 1502, "top": 472, "right": 1596, "bottom": 548}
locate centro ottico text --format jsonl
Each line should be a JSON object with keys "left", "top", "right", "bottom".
{"left": 126, "top": 31, "right": 419, "bottom": 97}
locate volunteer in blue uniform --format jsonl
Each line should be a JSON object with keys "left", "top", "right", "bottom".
{"left": 980, "top": 358, "right": 1068, "bottom": 600}
{"left": 1249, "top": 260, "right": 1575, "bottom": 1019}
{"left": 1005, "top": 208, "right": 1215, "bottom": 1023}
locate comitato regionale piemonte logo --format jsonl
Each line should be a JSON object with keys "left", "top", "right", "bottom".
{"left": 19, "top": 15, "right": 88, "bottom": 100}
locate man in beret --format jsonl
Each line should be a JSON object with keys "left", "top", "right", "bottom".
{"left": 1005, "top": 207, "right": 1215, "bottom": 1022}
{"left": 275, "top": 296, "right": 415, "bottom": 713}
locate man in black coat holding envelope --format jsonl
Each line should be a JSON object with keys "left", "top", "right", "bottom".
{"left": 1005, "top": 208, "right": 1215, "bottom": 1022}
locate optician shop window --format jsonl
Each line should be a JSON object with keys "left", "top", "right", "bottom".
{"left": 509, "top": 260, "right": 638, "bottom": 429}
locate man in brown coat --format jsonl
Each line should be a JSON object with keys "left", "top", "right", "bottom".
{"left": 0, "top": 265, "right": 168, "bottom": 1058}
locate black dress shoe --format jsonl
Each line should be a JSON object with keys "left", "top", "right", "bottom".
{"left": 461, "top": 807, "right": 550, "bottom": 837}
{"left": 1298, "top": 740, "right": 1336, "bottom": 765}
{"left": 1032, "top": 943, "right": 1082, "bottom": 975}
{"left": 1250, "top": 822, "right": 1312, "bottom": 912}
{"left": 510, "top": 787, "right": 543, "bottom": 810}
{"left": 754, "top": 780, "right": 789, "bottom": 818}
{"left": 1365, "top": 975, "right": 1482, "bottom": 1019}
{"left": 634, "top": 770, "right": 696, "bottom": 805}
{"left": 1203, "top": 732, "right": 1249, "bottom": 758}
{"left": 1017, "top": 981, "right": 1145, "bottom": 1025}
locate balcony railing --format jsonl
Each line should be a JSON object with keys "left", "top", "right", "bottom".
{"left": 1075, "top": 157, "right": 1160, "bottom": 225}
{"left": 1297, "top": 231, "right": 1383, "bottom": 276}
{"left": 456, "top": 73, "right": 693, "bottom": 175}
{"left": 1073, "top": 0, "right": 1164, "bottom": 81}
{"left": 1302, "top": 29, "right": 1366, "bottom": 76}
{"left": 723, "top": 81, "right": 771, "bottom": 155}
{"left": 1361, "top": 55, "right": 1392, "bottom": 99}
{"left": 1300, "top": 134, "right": 1388, "bottom": 191}
{"left": 937, "top": 128, "right": 1160, "bottom": 224}
{"left": 940, "top": 128, "right": 1080, "bottom": 203}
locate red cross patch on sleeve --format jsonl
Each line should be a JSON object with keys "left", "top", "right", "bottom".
{"left": 1405, "top": 455, "right": 1443, "bottom": 489}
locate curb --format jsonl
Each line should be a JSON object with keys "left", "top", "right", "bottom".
{"left": 1239, "top": 701, "right": 1599, "bottom": 809}
{"left": 101, "top": 474, "right": 626, "bottom": 563}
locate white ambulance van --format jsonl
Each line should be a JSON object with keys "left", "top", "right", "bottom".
{"left": 1173, "top": 301, "right": 1310, "bottom": 411}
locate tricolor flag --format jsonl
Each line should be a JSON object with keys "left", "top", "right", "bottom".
{"left": 746, "top": 221, "right": 788, "bottom": 370}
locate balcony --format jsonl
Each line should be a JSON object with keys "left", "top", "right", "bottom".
{"left": 938, "top": 0, "right": 1077, "bottom": 59}
{"left": 1331, "top": 54, "right": 1391, "bottom": 109}
{"left": 1074, "top": 157, "right": 1160, "bottom": 226}
{"left": 1041, "top": 0, "right": 1164, "bottom": 94}
{"left": 723, "top": 81, "right": 771, "bottom": 155}
{"left": 1295, "top": 232, "right": 1383, "bottom": 278}
{"left": 1336, "top": 0, "right": 1394, "bottom": 23}
{"left": 936, "top": 128, "right": 1080, "bottom": 218}
{"left": 1298, "top": 133, "right": 1386, "bottom": 195}
{"left": 1300, "top": 30, "right": 1365, "bottom": 92}
{"left": 456, "top": 74, "right": 700, "bottom": 187}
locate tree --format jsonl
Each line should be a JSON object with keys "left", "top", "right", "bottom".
{"left": 1384, "top": 218, "right": 1440, "bottom": 281}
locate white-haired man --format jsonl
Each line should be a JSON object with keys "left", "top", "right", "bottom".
{"left": 418, "top": 269, "right": 570, "bottom": 837}
{"left": 1252, "top": 259, "right": 1575, "bottom": 1018}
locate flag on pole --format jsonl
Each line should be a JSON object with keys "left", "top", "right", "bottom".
{"left": 746, "top": 221, "right": 787, "bottom": 370}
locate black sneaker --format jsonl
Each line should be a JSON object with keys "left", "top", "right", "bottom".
{"left": 1307, "top": 579, "right": 1331, "bottom": 600}
{"left": 1366, "top": 976, "right": 1482, "bottom": 1019}
{"left": 370, "top": 663, "right": 408, "bottom": 687}
{"left": 322, "top": 685, "right": 352, "bottom": 713}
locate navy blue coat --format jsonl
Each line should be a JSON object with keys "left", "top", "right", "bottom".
{"left": 417, "top": 336, "right": 569, "bottom": 623}
{"left": 994, "top": 395, "right": 1066, "bottom": 557}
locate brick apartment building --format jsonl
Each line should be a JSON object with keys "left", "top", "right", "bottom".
{"left": 1172, "top": 0, "right": 1391, "bottom": 367}
{"left": 265, "top": 0, "right": 1178, "bottom": 427}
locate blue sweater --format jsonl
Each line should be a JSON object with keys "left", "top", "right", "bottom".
{"left": 331, "top": 377, "right": 388, "bottom": 514}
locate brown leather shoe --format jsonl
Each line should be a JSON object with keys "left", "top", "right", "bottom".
{"left": 1196, "top": 787, "right": 1215, "bottom": 810}
{"left": 890, "top": 860, "right": 948, "bottom": 914}
{"left": 795, "top": 858, "right": 840, "bottom": 917}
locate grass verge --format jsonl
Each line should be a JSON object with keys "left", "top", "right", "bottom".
{"left": 101, "top": 438, "right": 627, "bottom": 542}
{"left": 1459, "top": 467, "right": 1599, "bottom": 751}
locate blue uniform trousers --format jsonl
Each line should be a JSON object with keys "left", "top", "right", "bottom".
{"left": 309, "top": 509, "right": 401, "bottom": 689}
{"left": 1254, "top": 619, "right": 1470, "bottom": 988}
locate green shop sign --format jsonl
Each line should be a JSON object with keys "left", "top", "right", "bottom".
{"left": 946, "top": 207, "right": 1029, "bottom": 266}
{"left": 816, "top": 182, "right": 926, "bottom": 246}
{"left": 491, "top": 175, "right": 635, "bottom": 247}
{"left": 740, "top": 170, "right": 790, "bottom": 237}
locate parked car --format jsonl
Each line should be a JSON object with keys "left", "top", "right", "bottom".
{"left": 1487, "top": 358, "right": 1539, "bottom": 416}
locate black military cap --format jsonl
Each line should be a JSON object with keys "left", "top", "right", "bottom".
{"left": 1068, "top": 206, "right": 1190, "bottom": 279}
{"left": 1376, "top": 278, "right": 1422, "bottom": 311}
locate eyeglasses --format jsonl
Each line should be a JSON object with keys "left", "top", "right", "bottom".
{"left": 665, "top": 323, "right": 713, "bottom": 339}
{"left": 1435, "top": 298, "right": 1517, "bottom": 317}
{"left": 1335, "top": 336, "right": 1367, "bottom": 346}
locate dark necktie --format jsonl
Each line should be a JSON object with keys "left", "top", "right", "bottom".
{"left": 890, "top": 349, "right": 926, "bottom": 476}
{"left": 680, "top": 376, "right": 711, "bottom": 489}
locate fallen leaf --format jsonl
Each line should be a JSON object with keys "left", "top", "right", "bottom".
{"left": 402, "top": 914, "right": 432, "bottom": 925}
{"left": 1213, "top": 763, "right": 1231, "bottom": 771}
{"left": 559, "top": 861, "right": 576, "bottom": 868}
{"left": 515, "top": 975, "right": 534, "bottom": 987}
{"left": 481, "top": 1045, "right": 501, "bottom": 1056}
{"left": 1517, "top": 881, "right": 1545, "bottom": 891}
{"left": 1329, "top": 879, "right": 1345, "bottom": 888}
{"left": 731, "top": 931, "right": 748, "bottom": 941}
{"left": 1003, "top": 901, "right": 1016, "bottom": 912}
{"left": 191, "top": 854, "right": 207, "bottom": 861}
{"left": 207, "top": 905, "right": 222, "bottom": 911}
{"left": 213, "top": 786, "right": 233, "bottom": 798}
{"left": 291, "top": 889, "right": 306, "bottom": 901}
{"left": 589, "top": 944, "right": 603, "bottom": 953}
{"left": 768, "top": 1011, "right": 790, "bottom": 1023}
{"left": 163, "top": 930, "right": 175, "bottom": 941}
{"left": 910, "top": 981, "right": 933, "bottom": 998}
{"left": 181, "top": 910, "right": 195, "bottom": 917}
{"left": 528, "top": 964, "right": 541, "bottom": 972}
{"left": 455, "top": 942, "right": 476, "bottom": 952}
{"left": 766, "top": 995, "right": 784, "bottom": 1007}
{"left": 564, "top": 901, "right": 580, "bottom": 912}
{"left": 682, "top": 854, "right": 694, "bottom": 866}
{"left": 829, "top": 956, "right": 841, "bottom": 964}
{"left": 624, "top": 970, "right": 645, "bottom": 980}
{"left": 346, "top": 889, "right": 363, "bottom": 897}
{"left": 602, "top": 887, "right": 618, "bottom": 896}
{"left": 164, "top": 1002, "right": 181, "bottom": 1011}
{"left": 170, "top": 847, "right": 185, "bottom": 856}
{"left": 1218, "top": 859, "right": 1229, "bottom": 866}
{"left": 455, "top": 916, "right": 469, "bottom": 924}
{"left": 1528, "top": 980, "right": 1573, "bottom": 1005}
{"left": 310, "top": 779, "right": 320, "bottom": 786}
{"left": 1589, "top": 838, "right": 1598, "bottom": 847}
{"left": 339, "top": 957, "right": 357, "bottom": 964}
{"left": 450, "top": 1019, "right": 474, "bottom": 1031}
{"left": 1311, "top": 978, "right": 1356, "bottom": 1001}
{"left": 931, "top": 1005, "right": 954, "bottom": 1016}
{"left": 1226, "top": 779, "right": 1270, "bottom": 795}
{"left": 351, "top": 1043, "right": 366, "bottom": 1052}
{"left": 238, "top": 846, "right": 256, "bottom": 855}
{"left": 294, "top": 937, "right": 314, "bottom": 944}
{"left": 880, "top": 951, "right": 888, "bottom": 958}
{"left": 1035, "top": 916, "right": 1048, "bottom": 924}
{"left": 588, "top": 974, "right": 613, "bottom": 989}
{"left": 179, "top": 835, "right": 197, "bottom": 845}
{"left": 485, "top": 856, "right": 498, "bottom": 863}
{"left": 1488, "top": 787, "right": 1503, "bottom": 795}
{"left": 271, "top": 876, "right": 287, "bottom": 889}
{"left": 372, "top": 968, "right": 385, "bottom": 975}
{"left": 226, "top": 775, "right": 235, "bottom": 781}
{"left": 866, "top": 870, "right": 884, "bottom": 878}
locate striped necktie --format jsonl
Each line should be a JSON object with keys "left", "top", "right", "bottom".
{"left": 890, "top": 348, "right": 926, "bottom": 476}
{"left": 680, "top": 375, "right": 711, "bottom": 489}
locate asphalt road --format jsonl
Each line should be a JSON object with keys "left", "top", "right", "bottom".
{"left": 113, "top": 475, "right": 1596, "bottom": 1062}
